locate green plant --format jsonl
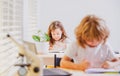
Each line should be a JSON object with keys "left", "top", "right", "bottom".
{"left": 32, "top": 30, "right": 50, "bottom": 42}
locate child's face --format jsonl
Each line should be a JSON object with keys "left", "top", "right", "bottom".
{"left": 85, "top": 39, "right": 102, "bottom": 47}
{"left": 51, "top": 28, "right": 62, "bottom": 41}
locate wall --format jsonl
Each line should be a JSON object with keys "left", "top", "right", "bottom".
{"left": 38, "top": 0, "right": 120, "bottom": 51}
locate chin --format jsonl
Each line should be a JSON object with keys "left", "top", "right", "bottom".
{"left": 88, "top": 45, "right": 97, "bottom": 47}
{"left": 55, "top": 39, "right": 60, "bottom": 41}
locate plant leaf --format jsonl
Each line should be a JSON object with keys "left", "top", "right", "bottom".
{"left": 37, "top": 30, "right": 41, "bottom": 33}
{"left": 32, "top": 35, "right": 40, "bottom": 42}
{"left": 44, "top": 33, "right": 50, "bottom": 41}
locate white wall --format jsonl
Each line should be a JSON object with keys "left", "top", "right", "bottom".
{"left": 38, "top": 0, "right": 120, "bottom": 51}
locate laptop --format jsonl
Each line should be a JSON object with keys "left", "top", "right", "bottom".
{"left": 43, "top": 68, "right": 72, "bottom": 76}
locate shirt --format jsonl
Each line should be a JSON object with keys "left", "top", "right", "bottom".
{"left": 50, "top": 38, "right": 71, "bottom": 52}
{"left": 65, "top": 41, "right": 115, "bottom": 68}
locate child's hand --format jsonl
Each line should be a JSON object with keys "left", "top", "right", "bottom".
{"left": 101, "top": 61, "right": 110, "bottom": 69}
{"left": 49, "top": 46, "right": 54, "bottom": 50}
{"left": 77, "top": 60, "right": 90, "bottom": 71}
{"left": 101, "top": 58, "right": 119, "bottom": 69}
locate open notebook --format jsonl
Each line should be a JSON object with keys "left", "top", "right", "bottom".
{"left": 49, "top": 50, "right": 64, "bottom": 53}
{"left": 85, "top": 68, "right": 120, "bottom": 74}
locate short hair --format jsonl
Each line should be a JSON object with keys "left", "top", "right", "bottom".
{"left": 75, "top": 15, "right": 110, "bottom": 48}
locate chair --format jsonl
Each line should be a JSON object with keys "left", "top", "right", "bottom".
{"left": 54, "top": 54, "right": 61, "bottom": 68}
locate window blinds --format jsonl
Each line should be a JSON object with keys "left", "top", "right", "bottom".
{"left": 23, "top": 0, "right": 38, "bottom": 41}
{"left": 0, "top": 0, "right": 23, "bottom": 76}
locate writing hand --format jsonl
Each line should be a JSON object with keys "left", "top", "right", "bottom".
{"left": 77, "top": 59, "right": 90, "bottom": 71}
{"left": 101, "top": 61, "right": 110, "bottom": 69}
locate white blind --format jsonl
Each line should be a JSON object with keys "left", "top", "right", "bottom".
{"left": 0, "top": 0, "right": 23, "bottom": 76}
{"left": 23, "top": 0, "right": 38, "bottom": 42}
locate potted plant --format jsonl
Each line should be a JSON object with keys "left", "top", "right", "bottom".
{"left": 32, "top": 30, "right": 50, "bottom": 42}
{"left": 32, "top": 30, "right": 50, "bottom": 54}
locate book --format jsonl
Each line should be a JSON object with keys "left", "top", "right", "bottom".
{"left": 85, "top": 68, "right": 120, "bottom": 74}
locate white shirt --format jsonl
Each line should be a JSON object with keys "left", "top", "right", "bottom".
{"left": 65, "top": 41, "right": 115, "bottom": 68}
{"left": 50, "top": 38, "right": 71, "bottom": 52}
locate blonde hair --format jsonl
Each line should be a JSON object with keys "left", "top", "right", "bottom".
{"left": 75, "top": 15, "right": 110, "bottom": 48}
{"left": 48, "top": 20, "right": 67, "bottom": 46}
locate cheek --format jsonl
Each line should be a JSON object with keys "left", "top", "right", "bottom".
{"left": 52, "top": 35, "right": 56, "bottom": 39}
{"left": 58, "top": 35, "right": 62, "bottom": 38}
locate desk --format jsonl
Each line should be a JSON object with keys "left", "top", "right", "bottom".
{"left": 14, "top": 53, "right": 120, "bottom": 76}
{"left": 61, "top": 68, "right": 120, "bottom": 76}
{"left": 14, "top": 68, "right": 120, "bottom": 76}
{"left": 38, "top": 53, "right": 120, "bottom": 67}
{"left": 37, "top": 53, "right": 64, "bottom": 66}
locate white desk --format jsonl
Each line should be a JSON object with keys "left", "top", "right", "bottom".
{"left": 37, "top": 53, "right": 120, "bottom": 66}
{"left": 61, "top": 68, "right": 120, "bottom": 76}
{"left": 14, "top": 53, "right": 120, "bottom": 76}
{"left": 37, "top": 53, "right": 64, "bottom": 65}
{"left": 14, "top": 68, "right": 120, "bottom": 76}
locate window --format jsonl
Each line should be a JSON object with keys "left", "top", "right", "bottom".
{"left": 0, "top": 0, "right": 23, "bottom": 75}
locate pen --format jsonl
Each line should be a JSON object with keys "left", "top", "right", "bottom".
{"left": 104, "top": 71, "right": 120, "bottom": 74}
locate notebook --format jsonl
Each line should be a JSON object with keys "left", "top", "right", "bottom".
{"left": 85, "top": 68, "right": 120, "bottom": 74}
{"left": 43, "top": 68, "right": 72, "bottom": 76}
{"left": 49, "top": 50, "right": 64, "bottom": 53}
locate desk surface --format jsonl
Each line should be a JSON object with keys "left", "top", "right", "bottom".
{"left": 14, "top": 68, "right": 120, "bottom": 76}
{"left": 37, "top": 52, "right": 64, "bottom": 57}
{"left": 14, "top": 53, "right": 120, "bottom": 76}
{"left": 61, "top": 68, "right": 120, "bottom": 76}
{"left": 37, "top": 52, "right": 64, "bottom": 66}
{"left": 37, "top": 52, "right": 120, "bottom": 58}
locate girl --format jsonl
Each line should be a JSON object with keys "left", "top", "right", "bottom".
{"left": 60, "top": 15, "right": 120, "bottom": 71}
{"left": 48, "top": 20, "right": 71, "bottom": 52}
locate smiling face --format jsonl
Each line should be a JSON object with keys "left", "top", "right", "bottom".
{"left": 51, "top": 28, "right": 62, "bottom": 41}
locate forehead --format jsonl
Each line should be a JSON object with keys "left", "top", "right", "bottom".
{"left": 51, "top": 28, "right": 62, "bottom": 33}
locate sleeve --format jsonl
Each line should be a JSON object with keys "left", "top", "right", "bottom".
{"left": 106, "top": 43, "right": 116, "bottom": 61}
{"left": 65, "top": 42, "right": 77, "bottom": 59}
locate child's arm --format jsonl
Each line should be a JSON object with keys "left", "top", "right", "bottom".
{"left": 60, "top": 55, "right": 90, "bottom": 71}
{"left": 101, "top": 58, "right": 120, "bottom": 69}
{"left": 49, "top": 46, "right": 53, "bottom": 50}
